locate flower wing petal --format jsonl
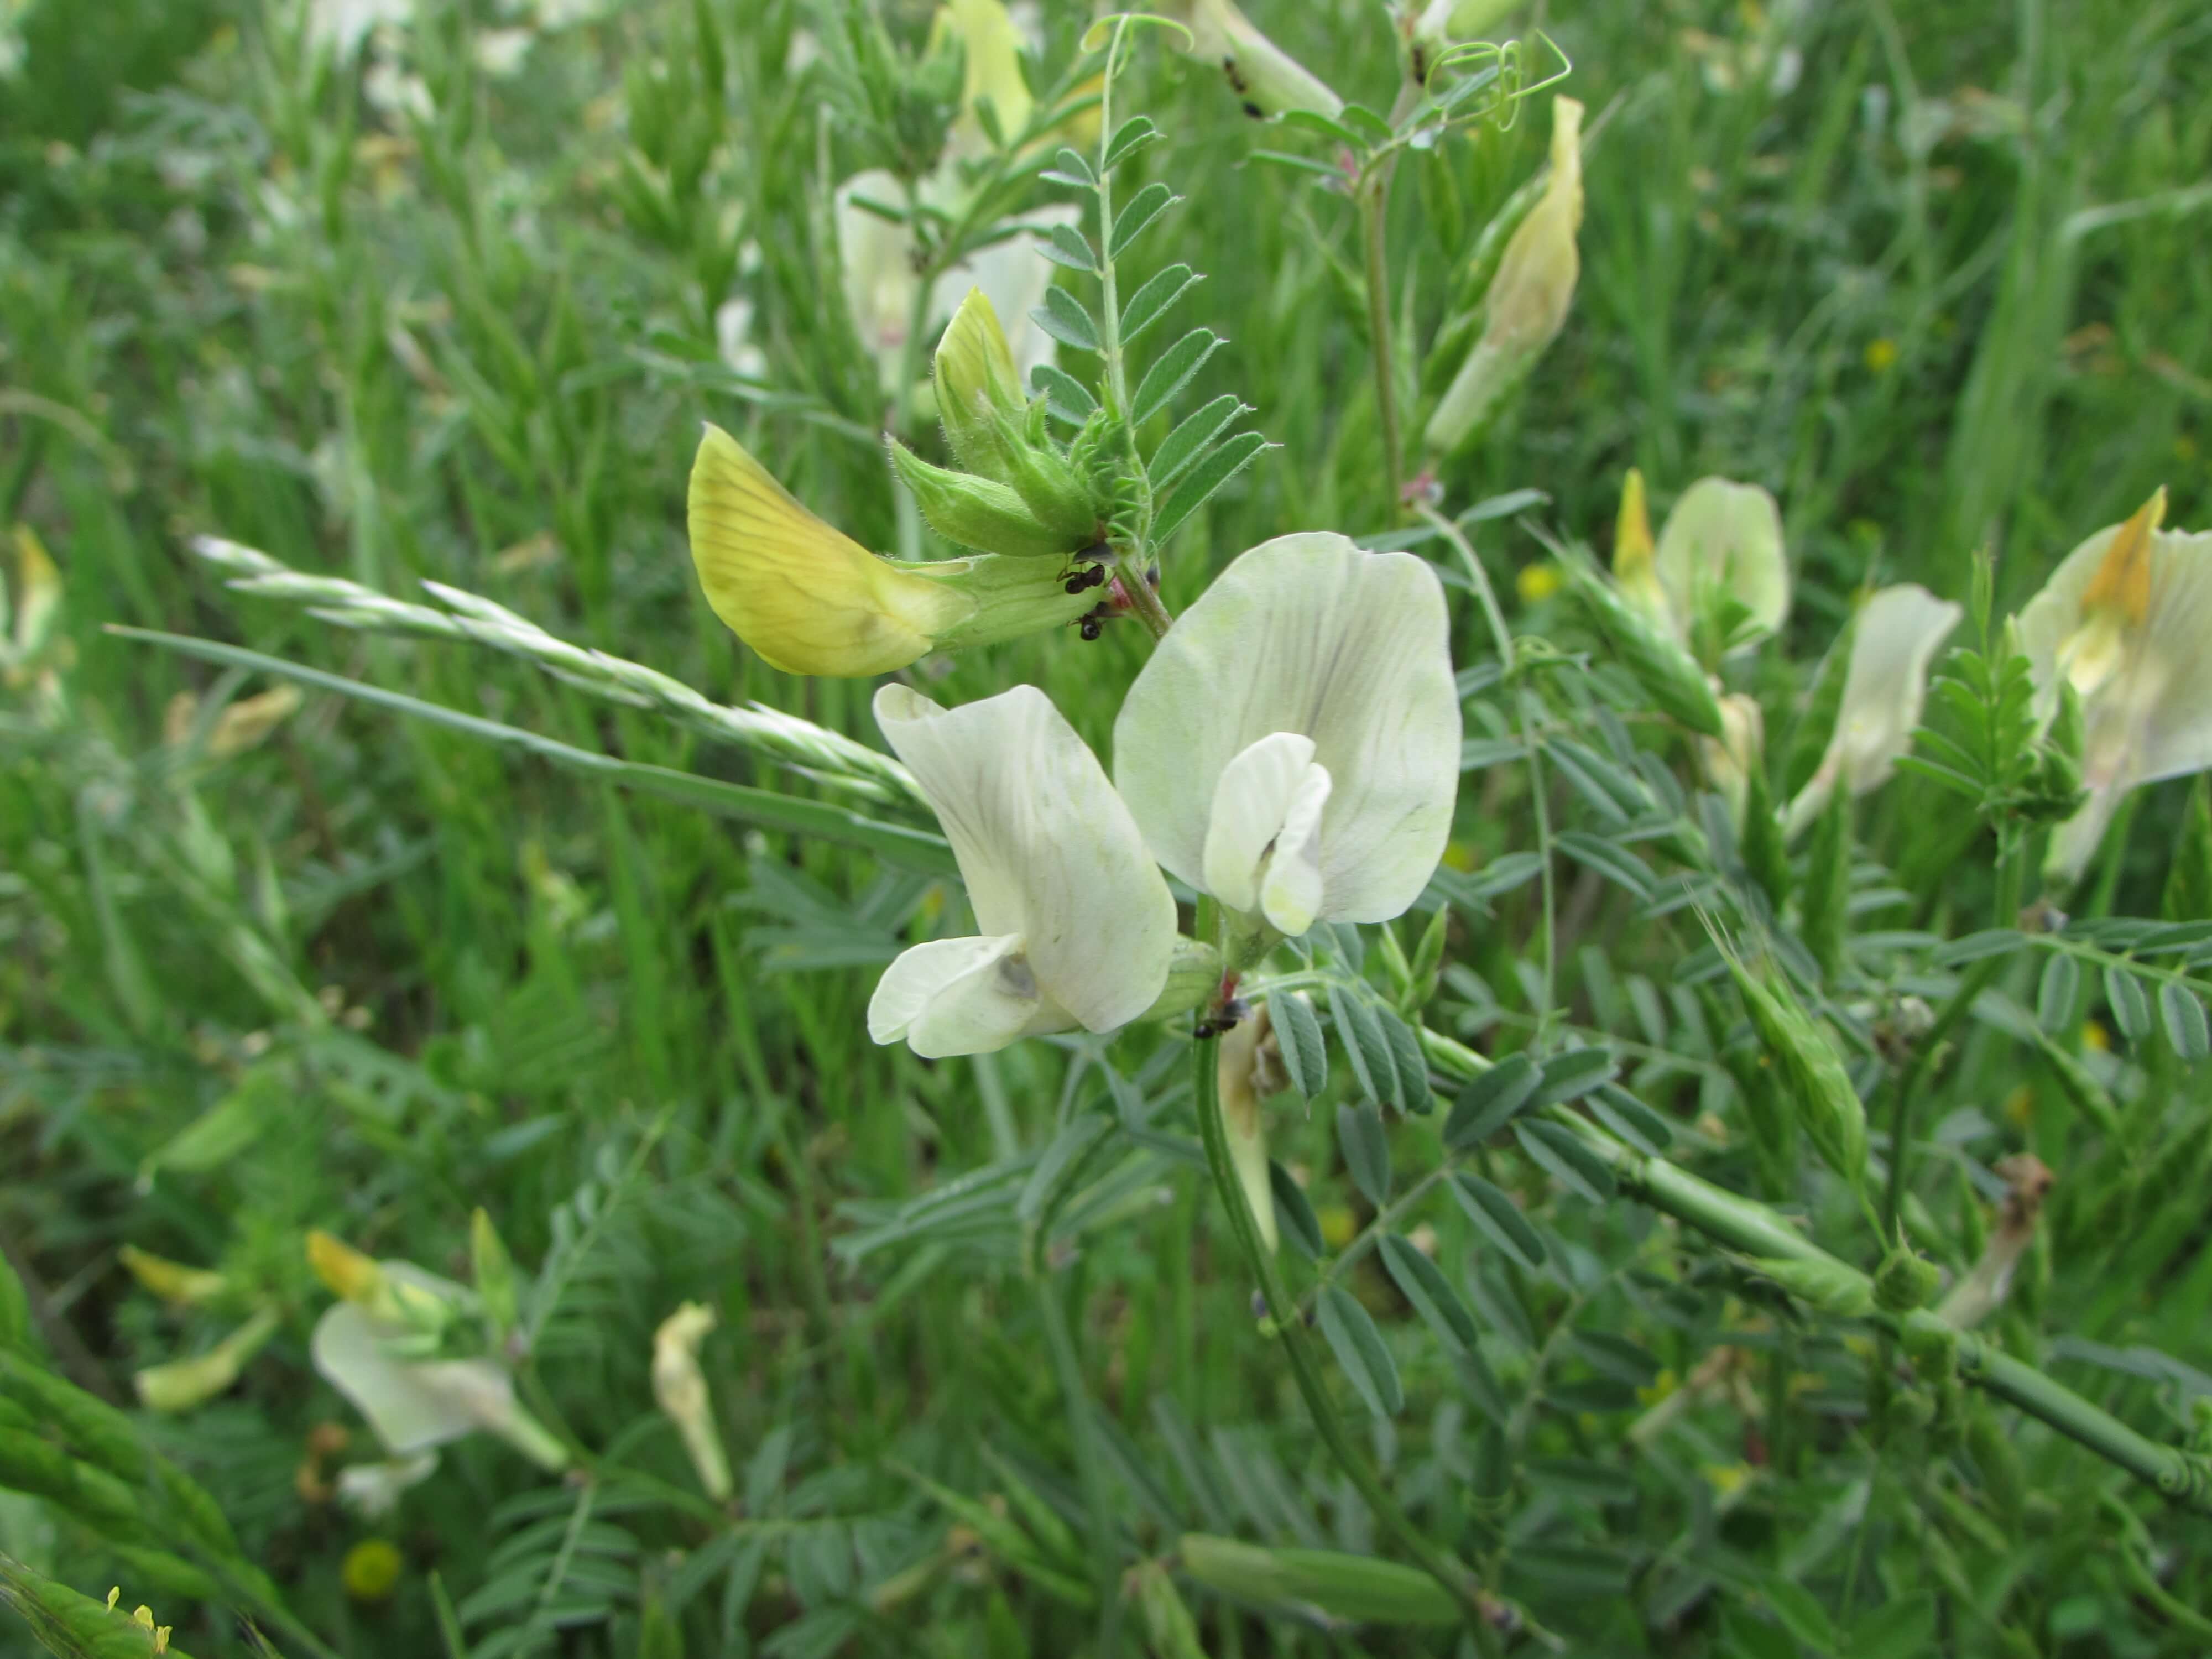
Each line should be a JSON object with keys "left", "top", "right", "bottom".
{"left": 311, "top": 1305, "right": 498, "bottom": 1456}
{"left": 869, "top": 933, "right": 1058, "bottom": 1057}
{"left": 877, "top": 684, "right": 1176, "bottom": 1032}
{"left": 1832, "top": 585, "right": 1961, "bottom": 794}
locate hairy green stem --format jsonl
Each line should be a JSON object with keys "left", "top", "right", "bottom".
{"left": 1194, "top": 967, "right": 1501, "bottom": 1648}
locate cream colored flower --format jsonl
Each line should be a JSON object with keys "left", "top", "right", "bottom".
{"left": 1783, "top": 585, "right": 1963, "bottom": 840}
{"left": 1113, "top": 534, "right": 1459, "bottom": 937}
{"left": 2018, "top": 490, "right": 2212, "bottom": 880}
{"left": 1653, "top": 477, "right": 1789, "bottom": 656}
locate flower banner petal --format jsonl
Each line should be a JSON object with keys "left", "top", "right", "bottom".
{"left": 1114, "top": 533, "right": 1458, "bottom": 926}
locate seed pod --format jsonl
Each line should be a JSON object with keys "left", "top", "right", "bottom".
{"left": 1719, "top": 943, "right": 1869, "bottom": 1191}
{"left": 887, "top": 439, "right": 1082, "bottom": 557}
{"left": 1177, "top": 1534, "right": 1461, "bottom": 1626}
{"left": 1740, "top": 1254, "right": 1874, "bottom": 1318}
{"left": 1564, "top": 554, "right": 1726, "bottom": 739}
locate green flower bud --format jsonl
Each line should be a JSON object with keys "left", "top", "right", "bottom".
{"left": 471, "top": 1208, "right": 520, "bottom": 1340}
{"left": 1740, "top": 1253, "right": 1875, "bottom": 1318}
{"left": 989, "top": 414, "right": 1099, "bottom": 541}
{"left": 888, "top": 440, "right": 1088, "bottom": 558}
{"left": 1900, "top": 1314, "right": 1959, "bottom": 1383}
{"left": 1874, "top": 1235, "right": 1944, "bottom": 1313}
{"left": 1965, "top": 1403, "right": 2026, "bottom": 1533}
{"left": 933, "top": 286, "right": 1028, "bottom": 481}
{"left": 1564, "top": 552, "right": 1727, "bottom": 739}
{"left": 1132, "top": 1561, "right": 1207, "bottom": 1659}
{"left": 1719, "top": 942, "right": 1869, "bottom": 1190}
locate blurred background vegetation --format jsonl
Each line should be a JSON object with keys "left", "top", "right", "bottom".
{"left": 2, "top": 0, "right": 2209, "bottom": 1653}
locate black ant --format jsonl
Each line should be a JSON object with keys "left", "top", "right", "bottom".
{"left": 1061, "top": 563, "right": 1109, "bottom": 596}
{"left": 1193, "top": 995, "right": 1252, "bottom": 1040}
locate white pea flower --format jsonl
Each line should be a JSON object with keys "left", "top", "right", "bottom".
{"left": 306, "top": 1232, "right": 566, "bottom": 1470}
{"left": 1783, "top": 584, "right": 1963, "bottom": 840}
{"left": 834, "top": 173, "right": 1072, "bottom": 400}
{"left": 869, "top": 685, "right": 1177, "bottom": 1057}
{"left": 1112, "top": 534, "right": 1460, "bottom": 936}
{"left": 336, "top": 1453, "right": 439, "bottom": 1520}
{"left": 1652, "top": 477, "right": 1790, "bottom": 656}
{"left": 2018, "top": 489, "right": 2212, "bottom": 881}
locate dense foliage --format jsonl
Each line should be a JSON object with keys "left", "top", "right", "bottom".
{"left": 3, "top": 1, "right": 2210, "bottom": 1656}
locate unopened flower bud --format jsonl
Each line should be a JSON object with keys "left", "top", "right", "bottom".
{"left": 118, "top": 1246, "right": 227, "bottom": 1307}
{"left": 933, "top": 286, "right": 1030, "bottom": 481}
{"left": 1741, "top": 1254, "right": 1873, "bottom": 1318}
{"left": 1160, "top": 0, "right": 1344, "bottom": 120}
{"left": 1874, "top": 1235, "right": 1943, "bottom": 1312}
{"left": 470, "top": 1208, "right": 520, "bottom": 1341}
{"left": 133, "top": 1307, "right": 280, "bottom": 1413}
{"left": 1425, "top": 96, "right": 1583, "bottom": 456}
{"left": 888, "top": 439, "right": 1088, "bottom": 557}
{"left": 653, "top": 1302, "right": 734, "bottom": 1502}
{"left": 1563, "top": 552, "right": 1726, "bottom": 739}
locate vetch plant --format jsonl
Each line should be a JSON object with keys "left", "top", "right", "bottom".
{"left": 67, "top": 2, "right": 2212, "bottom": 1653}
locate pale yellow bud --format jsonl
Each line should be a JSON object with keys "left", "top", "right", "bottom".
{"left": 1425, "top": 96, "right": 1584, "bottom": 454}
{"left": 1160, "top": 0, "right": 1344, "bottom": 120}
{"left": 133, "top": 1307, "right": 281, "bottom": 1413}
{"left": 652, "top": 1302, "right": 734, "bottom": 1502}
{"left": 118, "top": 1245, "right": 228, "bottom": 1307}
{"left": 307, "top": 1230, "right": 387, "bottom": 1307}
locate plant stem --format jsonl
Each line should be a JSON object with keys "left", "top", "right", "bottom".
{"left": 1422, "top": 503, "right": 1557, "bottom": 1037}
{"left": 1881, "top": 951, "right": 2004, "bottom": 1235}
{"left": 1416, "top": 1025, "right": 2212, "bottom": 1514}
{"left": 1357, "top": 77, "right": 1423, "bottom": 519}
{"left": 1360, "top": 175, "right": 1404, "bottom": 515}
{"left": 1192, "top": 981, "right": 1503, "bottom": 1649}
{"left": 1032, "top": 1267, "right": 1125, "bottom": 1655}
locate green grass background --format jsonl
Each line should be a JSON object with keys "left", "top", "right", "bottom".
{"left": 3, "top": 0, "right": 2210, "bottom": 1653}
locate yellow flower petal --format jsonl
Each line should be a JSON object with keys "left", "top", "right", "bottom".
{"left": 686, "top": 425, "right": 962, "bottom": 676}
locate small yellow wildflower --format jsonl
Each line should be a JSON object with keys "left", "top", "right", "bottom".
{"left": 1864, "top": 337, "right": 1898, "bottom": 373}
{"left": 1702, "top": 1461, "right": 1754, "bottom": 1498}
{"left": 1635, "top": 1366, "right": 1678, "bottom": 1408}
{"left": 2002, "top": 1084, "right": 2034, "bottom": 1129}
{"left": 2081, "top": 1019, "right": 2111, "bottom": 1052}
{"left": 1516, "top": 562, "right": 1564, "bottom": 604}
{"left": 1317, "top": 1203, "right": 1358, "bottom": 1251}
{"left": 342, "top": 1538, "right": 405, "bottom": 1601}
